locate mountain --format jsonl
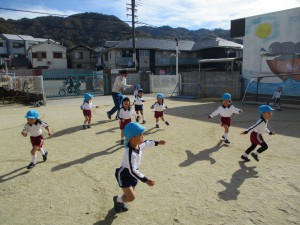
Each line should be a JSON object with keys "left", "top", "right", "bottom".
{"left": 0, "top": 13, "right": 233, "bottom": 48}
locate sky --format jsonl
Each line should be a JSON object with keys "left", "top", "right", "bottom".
{"left": 0, "top": 0, "right": 299, "bottom": 30}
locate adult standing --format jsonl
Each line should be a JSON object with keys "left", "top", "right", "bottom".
{"left": 107, "top": 70, "right": 133, "bottom": 119}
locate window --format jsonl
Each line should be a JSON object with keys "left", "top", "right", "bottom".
{"left": 0, "top": 42, "right": 5, "bottom": 47}
{"left": 121, "top": 50, "right": 133, "bottom": 57}
{"left": 53, "top": 52, "right": 63, "bottom": 58}
{"left": 32, "top": 52, "right": 46, "bottom": 61}
{"left": 12, "top": 42, "right": 24, "bottom": 48}
{"left": 13, "top": 54, "right": 25, "bottom": 58}
{"left": 75, "top": 52, "right": 83, "bottom": 59}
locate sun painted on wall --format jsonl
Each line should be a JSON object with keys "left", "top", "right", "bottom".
{"left": 256, "top": 23, "right": 273, "bottom": 39}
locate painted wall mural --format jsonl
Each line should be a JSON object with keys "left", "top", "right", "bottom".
{"left": 242, "top": 7, "right": 300, "bottom": 96}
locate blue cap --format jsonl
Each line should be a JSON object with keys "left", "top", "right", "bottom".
{"left": 222, "top": 93, "right": 231, "bottom": 100}
{"left": 123, "top": 122, "right": 146, "bottom": 146}
{"left": 138, "top": 89, "right": 144, "bottom": 93}
{"left": 258, "top": 105, "right": 274, "bottom": 114}
{"left": 157, "top": 93, "right": 164, "bottom": 99}
{"left": 84, "top": 93, "right": 93, "bottom": 102}
{"left": 135, "top": 84, "right": 140, "bottom": 89}
{"left": 25, "top": 110, "right": 39, "bottom": 119}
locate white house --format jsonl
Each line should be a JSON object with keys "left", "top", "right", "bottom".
{"left": 27, "top": 40, "right": 67, "bottom": 69}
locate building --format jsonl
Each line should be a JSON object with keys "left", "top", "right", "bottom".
{"left": 101, "top": 37, "right": 243, "bottom": 74}
{"left": 231, "top": 7, "right": 300, "bottom": 97}
{"left": 27, "top": 40, "right": 67, "bottom": 69}
{"left": 67, "top": 44, "right": 97, "bottom": 69}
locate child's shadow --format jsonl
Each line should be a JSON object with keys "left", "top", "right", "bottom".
{"left": 93, "top": 208, "right": 118, "bottom": 225}
{"left": 179, "top": 140, "right": 225, "bottom": 167}
{"left": 51, "top": 144, "right": 123, "bottom": 172}
{"left": 144, "top": 127, "right": 160, "bottom": 135}
{"left": 218, "top": 161, "right": 259, "bottom": 201}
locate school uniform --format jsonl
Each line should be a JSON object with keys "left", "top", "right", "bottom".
{"left": 209, "top": 104, "right": 241, "bottom": 127}
{"left": 272, "top": 91, "right": 282, "bottom": 104}
{"left": 152, "top": 101, "right": 167, "bottom": 118}
{"left": 23, "top": 119, "right": 49, "bottom": 147}
{"left": 81, "top": 101, "right": 97, "bottom": 118}
{"left": 134, "top": 95, "right": 144, "bottom": 111}
{"left": 244, "top": 116, "right": 271, "bottom": 145}
{"left": 118, "top": 107, "right": 138, "bottom": 130}
{"left": 115, "top": 140, "right": 159, "bottom": 188}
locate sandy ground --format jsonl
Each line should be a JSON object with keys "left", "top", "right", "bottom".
{"left": 0, "top": 95, "right": 299, "bottom": 225}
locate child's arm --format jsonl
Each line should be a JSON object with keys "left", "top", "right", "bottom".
{"left": 45, "top": 126, "right": 52, "bottom": 136}
{"left": 21, "top": 125, "right": 29, "bottom": 137}
{"left": 232, "top": 105, "right": 243, "bottom": 114}
{"left": 208, "top": 106, "right": 221, "bottom": 118}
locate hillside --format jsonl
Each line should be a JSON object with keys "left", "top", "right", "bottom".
{"left": 0, "top": 12, "right": 231, "bottom": 48}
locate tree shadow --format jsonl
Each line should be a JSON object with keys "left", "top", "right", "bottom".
{"left": 218, "top": 161, "right": 259, "bottom": 201}
{"left": 179, "top": 140, "right": 225, "bottom": 167}
{"left": 49, "top": 120, "right": 113, "bottom": 138}
{"left": 51, "top": 144, "right": 123, "bottom": 172}
{"left": 93, "top": 208, "right": 118, "bottom": 225}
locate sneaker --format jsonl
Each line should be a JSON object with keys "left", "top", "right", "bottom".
{"left": 87, "top": 125, "right": 91, "bottom": 128}
{"left": 251, "top": 153, "right": 259, "bottom": 162}
{"left": 83, "top": 125, "right": 86, "bottom": 129}
{"left": 224, "top": 139, "right": 230, "bottom": 144}
{"left": 165, "top": 121, "right": 170, "bottom": 126}
{"left": 27, "top": 162, "right": 36, "bottom": 169}
{"left": 113, "top": 196, "right": 128, "bottom": 213}
{"left": 222, "top": 135, "right": 225, "bottom": 140}
{"left": 142, "top": 120, "right": 146, "bottom": 124}
{"left": 156, "top": 124, "right": 159, "bottom": 128}
{"left": 42, "top": 151, "right": 48, "bottom": 162}
{"left": 106, "top": 112, "right": 111, "bottom": 120}
{"left": 241, "top": 155, "right": 250, "bottom": 162}
{"left": 121, "top": 140, "right": 124, "bottom": 145}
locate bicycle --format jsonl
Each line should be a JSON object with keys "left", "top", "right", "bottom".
{"left": 58, "top": 80, "right": 81, "bottom": 96}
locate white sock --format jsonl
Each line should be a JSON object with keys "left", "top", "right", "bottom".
{"left": 224, "top": 133, "right": 228, "bottom": 139}
{"left": 116, "top": 196, "right": 123, "bottom": 203}
{"left": 142, "top": 116, "right": 145, "bottom": 120}
{"left": 243, "top": 153, "right": 248, "bottom": 157}
{"left": 32, "top": 154, "right": 37, "bottom": 164}
{"left": 254, "top": 151, "right": 259, "bottom": 155}
{"left": 40, "top": 148, "right": 45, "bottom": 155}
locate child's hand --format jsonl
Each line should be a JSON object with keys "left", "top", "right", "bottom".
{"left": 21, "top": 131, "right": 27, "bottom": 137}
{"left": 158, "top": 140, "right": 166, "bottom": 145}
{"left": 150, "top": 106, "right": 154, "bottom": 109}
{"left": 239, "top": 109, "right": 243, "bottom": 113}
{"left": 240, "top": 131, "right": 246, "bottom": 135}
{"left": 270, "top": 132, "right": 275, "bottom": 135}
{"left": 48, "top": 131, "right": 52, "bottom": 136}
{"left": 208, "top": 116, "right": 212, "bottom": 119}
{"left": 146, "top": 179, "right": 155, "bottom": 186}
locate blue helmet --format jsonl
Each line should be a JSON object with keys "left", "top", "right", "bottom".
{"left": 157, "top": 93, "right": 164, "bottom": 99}
{"left": 25, "top": 110, "right": 39, "bottom": 119}
{"left": 134, "top": 84, "right": 140, "bottom": 89}
{"left": 222, "top": 93, "right": 231, "bottom": 100}
{"left": 123, "top": 122, "right": 145, "bottom": 146}
{"left": 84, "top": 93, "right": 93, "bottom": 102}
{"left": 138, "top": 89, "right": 144, "bottom": 93}
{"left": 258, "top": 105, "right": 274, "bottom": 114}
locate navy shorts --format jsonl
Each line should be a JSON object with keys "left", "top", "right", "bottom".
{"left": 135, "top": 105, "right": 143, "bottom": 111}
{"left": 115, "top": 167, "right": 138, "bottom": 188}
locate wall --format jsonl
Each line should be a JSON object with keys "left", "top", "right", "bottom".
{"left": 242, "top": 7, "right": 300, "bottom": 96}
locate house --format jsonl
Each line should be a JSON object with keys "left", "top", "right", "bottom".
{"left": 27, "top": 40, "right": 67, "bottom": 69}
{"left": 67, "top": 44, "right": 97, "bottom": 69}
{"left": 101, "top": 37, "right": 243, "bottom": 74}
{"left": 231, "top": 7, "right": 300, "bottom": 97}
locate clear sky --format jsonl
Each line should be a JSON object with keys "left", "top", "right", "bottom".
{"left": 1, "top": 0, "right": 299, "bottom": 30}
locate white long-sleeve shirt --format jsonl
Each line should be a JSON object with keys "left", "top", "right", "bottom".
{"left": 112, "top": 76, "right": 131, "bottom": 93}
{"left": 118, "top": 107, "right": 138, "bottom": 120}
{"left": 81, "top": 101, "right": 97, "bottom": 110}
{"left": 152, "top": 101, "right": 167, "bottom": 112}
{"left": 121, "top": 140, "right": 158, "bottom": 182}
{"left": 244, "top": 116, "right": 271, "bottom": 135}
{"left": 134, "top": 95, "right": 144, "bottom": 105}
{"left": 210, "top": 104, "right": 241, "bottom": 118}
{"left": 272, "top": 91, "right": 282, "bottom": 99}
{"left": 23, "top": 119, "right": 48, "bottom": 137}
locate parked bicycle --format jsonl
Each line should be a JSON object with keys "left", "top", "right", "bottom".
{"left": 58, "top": 79, "right": 82, "bottom": 96}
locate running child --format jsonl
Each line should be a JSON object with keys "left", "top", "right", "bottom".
{"left": 21, "top": 110, "right": 51, "bottom": 169}
{"left": 114, "top": 122, "right": 166, "bottom": 213}
{"left": 80, "top": 93, "right": 99, "bottom": 129}
{"left": 134, "top": 89, "right": 146, "bottom": 124}
{"left": 118, "top": 97, "right": 139, "bottom": 145}
{"left": 133, "top": 84, "right": 140, "bottom": 98}
{"left": 208, "top": 93, "right": 243, "bottom": 144}
{"left": 240, "top": 105, "right": 275, "bottom": 162}
{"left": 271, "top": 86, "right": 283, "bottom": 111}
{"left": 150, "top": 93, "right": 170, "bottom": 128}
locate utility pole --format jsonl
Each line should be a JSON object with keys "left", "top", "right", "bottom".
{"left": 127, "top": 0, "right": 137, "bottom": 70}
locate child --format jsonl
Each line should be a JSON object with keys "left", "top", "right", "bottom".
{"left": 271, "top": 86, "right": 283, "bottom": 111}
{"left": 133, "top": 84, "right": 140, "bottom": 98}
{"left": 240, "top": 105, "right": 275, "bottom": 162}
{"left": 21, "top": 110, "right": 51, "bottom": 169}
{"left": 118, "top": 97, "right": 139, "bottom": 145}
{"left": 134, "top": 89, "right": 146, "bottom": 124}
{"left": 114, "top": 122, "right": 166, "bottom": 213}
{"left": 208, "top": 93, "right": 243, "bottom": 144}
{"left": 80, "top": 93, "right": 99, "bottom": 129}
{"left": 150, "top": 93, "right": 169, "bottom": 128}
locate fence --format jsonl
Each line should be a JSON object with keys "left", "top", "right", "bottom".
{"left": 150, "top": 75, "right": 178, "bottom": 95}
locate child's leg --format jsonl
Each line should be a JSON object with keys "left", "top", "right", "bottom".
{"left": 119, "top": 187, "right": 136, "bottom": 203}
{"left": 88, "top": 116, "right": 92, "bottom": 125}
{"left": 141, "top": 110, "right": 145, "bottom": 121}
{"left": 223, "top": 125, "right": 229, "bottom": 139}
{"left": 253, "top": 142, "right": 268, "bottom": 155}
{"left": 30, "top": 146, "right": 39, "bottom": 164}
{"left": 121, "top": 130, "right": 124, "bottom": 139}
{"left": 161, "top": 116, "right": 170, "bottom": 125}
{"left": 83, "top": 116, "right": 89, "bottom": 124}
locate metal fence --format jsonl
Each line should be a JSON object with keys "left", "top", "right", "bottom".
{"left": 150, "top": 75, "right": 178, "bottom": 95}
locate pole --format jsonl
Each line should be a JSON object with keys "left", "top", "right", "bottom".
{"left": 131, "top": 0, "right": 136, "bottom": 70}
